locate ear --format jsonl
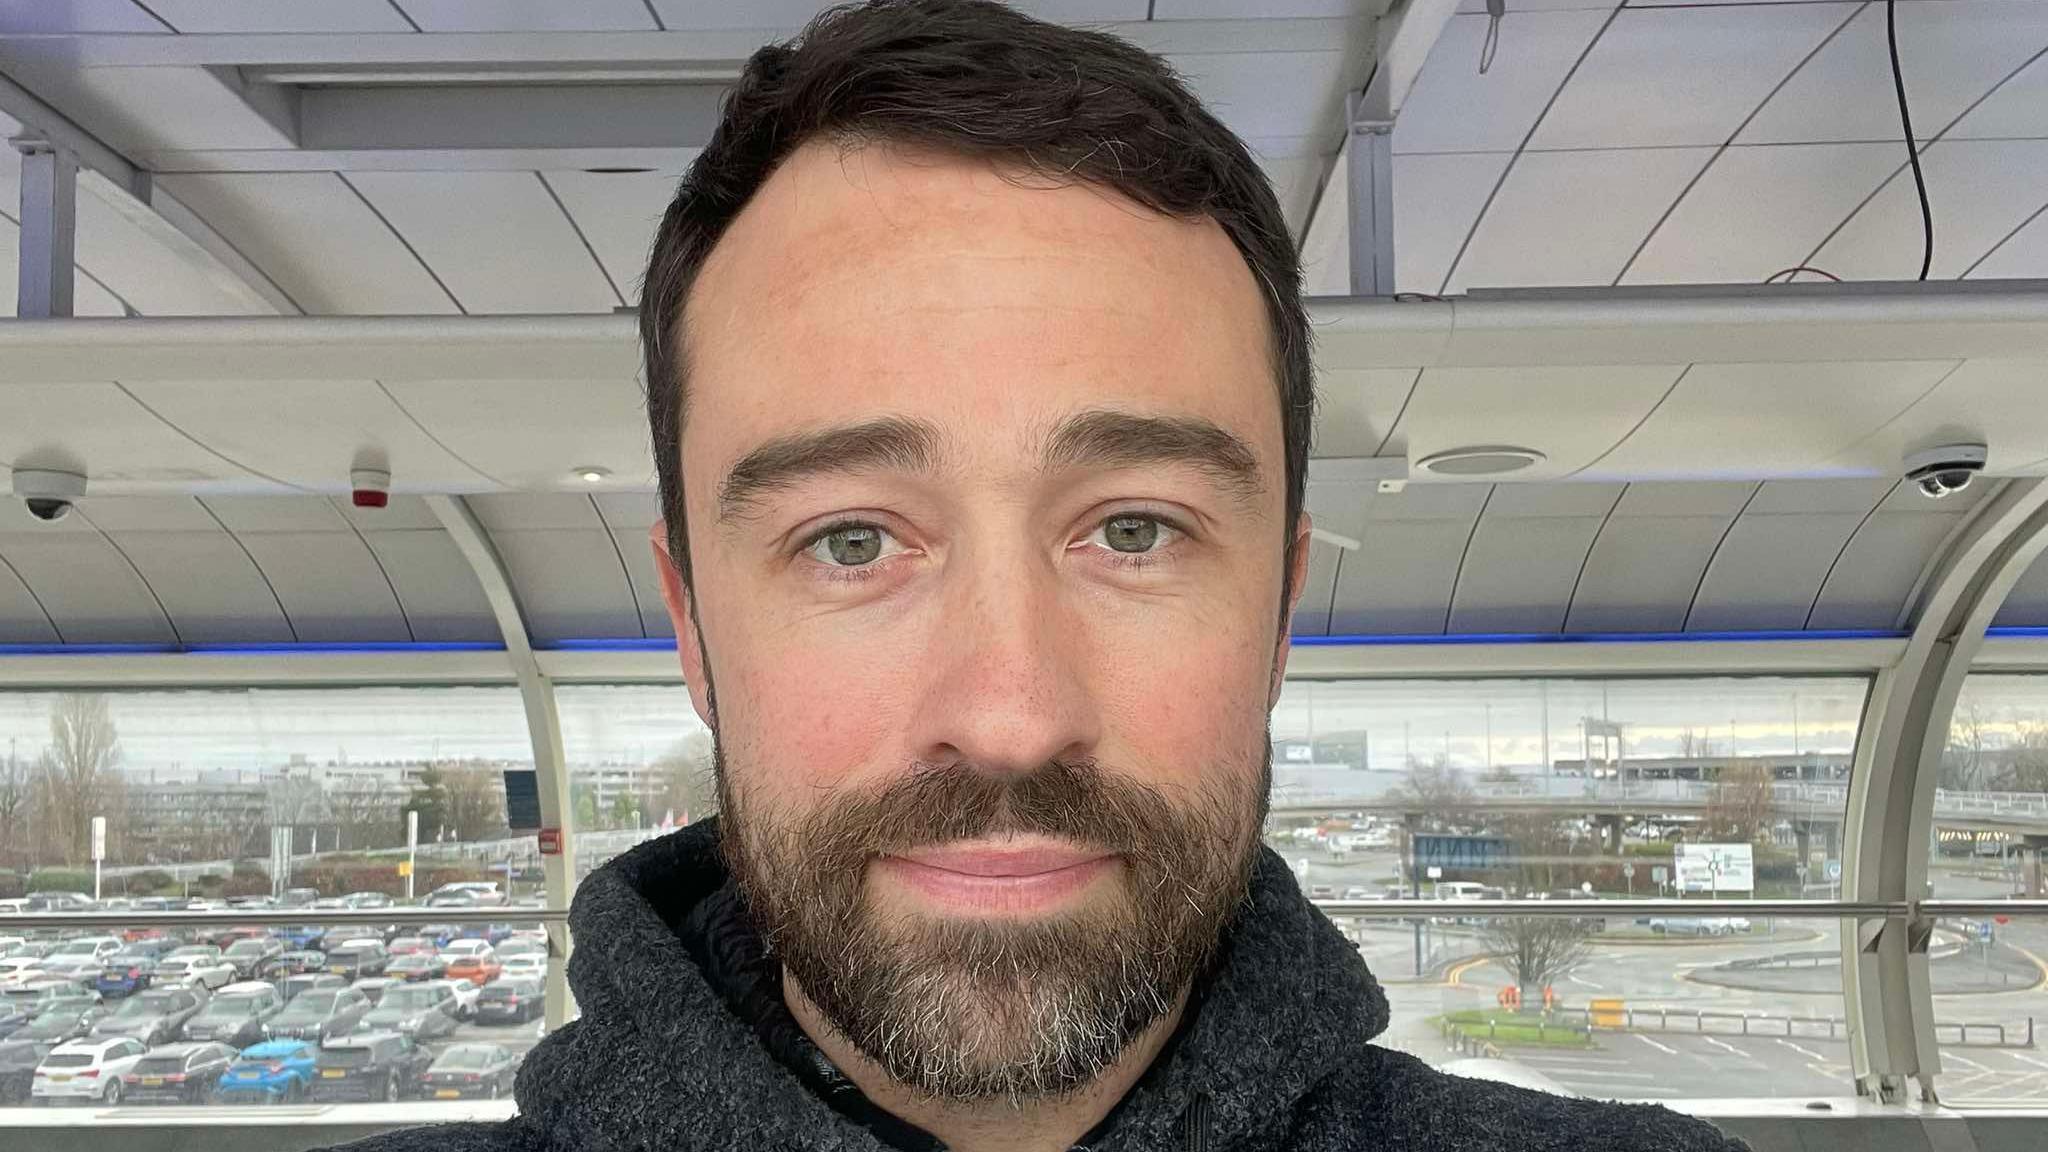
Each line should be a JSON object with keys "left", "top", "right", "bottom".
{"left": 651, "top": 519, "right": 716, "bottom": 729}
{"left": 1268, "top": 510, "right": 1314, "bottom": 711}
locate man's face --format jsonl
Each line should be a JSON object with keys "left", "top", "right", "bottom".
{"left": 657, "top": 141, "right": 1307, "bottom": 1102}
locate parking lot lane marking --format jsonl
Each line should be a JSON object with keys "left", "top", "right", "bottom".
{"left": 1943, "top": 1052, "right": 1990, "bottom": 1073}
{"left": 1634, "top": 1035, "right": 1680, "bottom": 1057}
{"left": 2005, "top": 1052, "right": 2048, "bottom": 1071}
{"left": 1774, "top": 1038, "right": 1826, "bottom": 1063}
{"left": 1703, "top": 1037, "right": 1755, "bottom": 1061}
{"left": 1568, "top": 973, "right": 1603, "bottom": 990}
{"left": 1525, "top": 1066, "right": 1660, "bottom": 1081}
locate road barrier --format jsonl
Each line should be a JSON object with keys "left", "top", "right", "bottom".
{"left": 1554, "top": 1005, "right": 2035, "bottom": 1049}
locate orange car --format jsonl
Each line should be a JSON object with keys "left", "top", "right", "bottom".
{"left": 443, "top": 955, "right": 501, "bottom": 987}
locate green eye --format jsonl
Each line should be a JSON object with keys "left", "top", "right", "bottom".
{"left": 816, "top": 525, "right": 886, "bottom": 566}
{"left": 1100, "top": 516, "right": 1161, "bottom": 554}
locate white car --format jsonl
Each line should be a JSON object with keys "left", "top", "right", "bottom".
{"left": 153, "top": 954, "right": 236, "bottom": 990}
{"left": 427, "top": 977, "right": 481, "bottom": 1016}
{"left": 33, "top": 1036, "right": 149, "bottom": 1105}
{"left": 498, "top": 954, "right": 546, "bottom": 980}
{"left": 0, "top": 957, "right": 48, "bottom": 988}
{"left": 45, "top": 936, "right": 124, "bottom": 964}
{"left": 438, "top": 939, "right": 497, "bottom": 963}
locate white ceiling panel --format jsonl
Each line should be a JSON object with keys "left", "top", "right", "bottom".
{"left": 0, "top": 382, "right": 272, "bottom": 493}
{"left": 1447, "top": 509, "right": 1609, "bottom": 634}
{"left": 68, "top": 181, "right": 275, "bottom": 316}
{"left": 1994, "top": 547, "right": 2048, "bottom": 628}
{"left": 153, "top": 173, "right": 462, "bottom": 317}
{"left": 1169, "top": 49, "right": 1351, "bottom": 145}
{"left": 146, "top": 1, "right": 418, "bottom": 32}
{"left": 539, "top": 171, "right": 683, "bottom": 306}
{"left": 469, "top": 492, "right": 604, "bottom": 533}
{"left": 0, "top": 551, "right": 58, "bottom": 643}
{"left": 200, "top": 496, "right": 351, "bottom": 534}
{"left": 1446, "top": 147, "right": 1712, "bottom": 291}
{"left": 0, "top": 0, "right": 168, "bottom": 33}
{"left": 0, "top": 214, "right": 130, "bottom": 316}
{"left": 358, "top": 529, "right": 501, "bottom": 643}
{"left": 1686, "top": 510, "right": 1868, "bottom": 632}
{"left": 1583, "top": 361, "right": 1958, "bottom": 480}
{"left": 105, "top": 530, "right": 295, "bottom": 644}
{"left": 484, "top": 528, "right": 643, "bottom": 642}
{"left": 1623, "top": 143, "right": 1904, "bottom": 286}
{"left": 1824, "top": 359, "right": 2048, "bottom": 477}
{"left": 1949, "top": 40, "right": 2048, "bottom": 140}
{"left": 1387, "top": 365, "right": 1682, "bottom": 478}
{"left": 1814, "top": 140, "right": 2048, "bottom": 281}
{"left": 1312, "top": 368, "right": 1419, "bottom": 457}
{"left": 1967, "top": 204, "right": 2048, "bottom": 282}
{"left": 235, "top": 533, "right": 411, "bottom": 643}
{"left": 1745, "top": 478, "right": 1895, "bottom": 516}
{"left": 1328, "top": 517, "right": 1478, "bottom": 635}
{"left": 1808, "top": 508, "right": 1959, "bottom": 630}
{"left": 342, "top": 172, "right": 620, "bottom": 314}
{"left": 124, "top": 378, "right": 497, "bottom": 492}
{"left": 1739, "top": 2, "right": 2048, "bottom": 146}
{"left": 1294, "top": 481, "right": 1374, "bottom": 636}
{"left": 385, "top": 378, "right": 653, "bottom": 490}
{"left": 594, "top": 491, "right": 663, "bottom": 531}
{"left": 1564, "top": 510, "right": 1736, "bottom": 633}
{"left": 72, "top": 496, "right": 219, "bottom": 534}
{"left": 613, "top": 528, "right": 667, "bottom": 638}
{"left": 0, "top": 532, "right": 175, "bottom": 643}
{"left": 1258, "top": 153, "right": 1325, "bottom": 241}
{"left": 1533, "top": 3, "right": 1856, "bottom": 151}
{"left": 1393, "top": 10, "right": 1613, "bottom": 155}
{"left": 394, "top": 0, "right": 658, "bottom": 32}
{"left": 0, "top": 58, "right": 296, "bottom": 157}
{"left": 1389, "top": 151, "right": 1513, "bottom": 295}
{"left": 340, "top": 495, "right": 443, "bottom": 532}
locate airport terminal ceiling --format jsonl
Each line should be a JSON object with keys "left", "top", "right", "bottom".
{"left": 4, "top": 0, "right": 2048, "bottom": 1144}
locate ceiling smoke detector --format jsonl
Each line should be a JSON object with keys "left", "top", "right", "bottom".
{"left": 1415, "top": 446, "right": 1546, "bottom": 477}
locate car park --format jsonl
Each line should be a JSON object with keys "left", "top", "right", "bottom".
{"left": 279, "top": 973, "right": 350, "bottom": 1003}
{"left": 94, "top": 951, "right": 160, "bottom": 999}
{"left": 9, "top": 1005, "right": 114, "bottom": 1047}
{"left": 0, "top": 1039, "right": 41, "bottom": 1103}
{"left": 157, "top": 947, "right": 236, "bottom": 990}
{"left": 257, "top": 950, "right": 329, "bottom": 982}
{"left": 262, "top": 986, "right": 371, "bottom": 1042}
{"left": 323, "top": 939, "right": 389, "bottom": 980}
{"left": 416, "top": 1043, "right": 517, "bottom": 1100}
{"left": 385, "top": 953, "right": 447, "bottom": 982}
{"left": 214, "top": 1038, "right": 318, "bottom": 1103}
{"left": 497, "top": 954, "right": 545, "bottom": 982}
{"left": 359, "top": 981, "right": 462, "bottom": 1040}
{"left": 223, "top": 937, "right": 286, "bottom": 979}
{"left": 120, "top": 1041, "right": 239, "bottom": 1105}
{"left": 307, "top": 1032, "right": 432, "bottom": 1102}
{"left": 180, "top": 982, "right": 284, "bottom": 1048}
{"left": 474, "top": 976, "right": 544, "bottom": 1025}
{"left": 90, "top": 985, "right": 208, "bottom": 1047}
{"left": 31, "top": 1036, "right": 148, "bottom": 1106}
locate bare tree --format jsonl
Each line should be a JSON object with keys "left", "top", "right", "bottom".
{"left": 34, "top": 694, "right": 124, "bottom": 866}
{"left": 440, "top": 764, "right": 508, "bottom": 843}
{"left": 0, "top": 748, "right": 29, "bottom": 870}
{"left": 327, "top": 784, "right": 401, "bottom": 852}
{"left": 1392, "top": 755, "right": 1475, "bottom": 832}
{"left": 1705, "top": 760, "right": 1775, "bottom": 845}
{"left": 1942, "top": 699, "right": 1993, "bottom": 792}
{"left": 1498, "top": 812, "right": 1577, "bottom": 896}
{"left": 1996, "top": 719, "right": 2048, "bottom": 794}
{"left": 1479, "top": 916, "right": 1597, "bottom": 1008}
{"left": 654, "top": 731, "right": 719, "bottom": 824}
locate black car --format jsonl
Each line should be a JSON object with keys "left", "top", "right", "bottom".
{"left": 384, "top": 953, "right": 447, "bottom": 982}
{"left": 180, "top": 984, "right": 284, "bottom": 1048}
{"left": 416, "top": 1043, "right": 517, "bottom": 1100}
{"left": 322, "top": 941, "right": 390, "bottom": 980}
{"left": 308, "top": 1032, "right": 433, "bottom": 1102}
{"left": 279, "top": 973, "right": 350, "bottom": 1003}
{"left": 263, "top": 986, "right": 372, "bottom": 1042}
{"left": 222, "top": 937, "right": 287, "bottom": 980}
{"left": 89, "top": 985, "right": 209, "bottom": 1047}
{"left": 257, "top": 951, "right": 330, "bottom": 982}
{"left": 0, "top": 1039, "right": 43, "bottom": 1103}
{"left": 474, "top": 977, "right": 544, "bottom": 1026}
{"left": 358, "top": 982, "right": 461, "bottom": 1040}
{"left": 11, "top": 1005, "right": 112, "bottom": 1047}
{"left": 120, "top": 1041, "right": 239, "bottom": 1105}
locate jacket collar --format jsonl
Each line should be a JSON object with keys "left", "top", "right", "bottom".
{"left": 512, "top": 817, "right": 1389, "bottom": 1150}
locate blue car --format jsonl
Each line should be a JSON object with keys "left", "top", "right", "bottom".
{"left": 94, "top": 955, "right": 158, "bottom": 999}
{"left": 278, "top": 926, "right": 328, "bottom": 952}
{"left": 215, "top": 1038, "right": 318, "bottom": 1103}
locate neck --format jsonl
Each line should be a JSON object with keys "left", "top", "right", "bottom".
{"left": 782, "top": 971, "right": 1190, "bottom": 1152}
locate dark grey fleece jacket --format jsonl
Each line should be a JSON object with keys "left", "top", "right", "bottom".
{"left": 320, "top": 818, "right": 1749, "bottom": 1152}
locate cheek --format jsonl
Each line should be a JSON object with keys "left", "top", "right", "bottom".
{"left": 1090, "top": 610, "right": 1276, "bottom": 787}
{"left": 713, "top": 630, "right": 912, "bottom": 803}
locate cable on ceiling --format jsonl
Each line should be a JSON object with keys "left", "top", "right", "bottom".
{"left": 1479, "top": 0, "right": 1505, "bottom": 75}
{"left": 1886, "top": 0, "right": 1933, "bottom": 279}
{"left": 1763, "top": 266, "right": 1843, "bottom": 284}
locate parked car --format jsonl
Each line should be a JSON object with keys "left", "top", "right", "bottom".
{"left": 343, "top": 892, "right": 395, "bottom": 910}
{"left": 323, "top": 940, "right": 390, "bottom": 980}
{"left": 0, "top": 1000, "right": 32, "bottom": 1040}
{"left": 257, "top": 951, "right": 330, "bottom": 982}
{"left": 0, "top": 1039, "right": 42, "bottom": 1103}
{"left": 0, "top": 957, "right": 47, "bottom": 989}
{"left": 416, "top": 1043, "right": 517, "bottom": 1100}
{"left": 31, "top": 1035, "right": 148, "bottom": 1106}
{"left": 443, "top": 948, "right": 501, "bottom": 988}
{"left": 437, "top": 978, "right": 481, "bottom": 1018}
{"left": 279, "top": 973, "right": 350, "bottom": 1003}
{"left": 385, "top": 953, "right": 447, "bottom": 982}
{"left": 214, "top": 1038, "right": 318, "bottom": 1103}
{"left": 223, "top": 937, "right": 287, "bottom": 979}
{"left": 384, "top": 936, "right": 435, "bottom": 958}
{"left": 262, "top": 986, "right": 371, "bottom": 1042}
{"left": 4, "top": 981, "right": 101, "bottom": 1019}
{"left": 180, "top": 982, "right": 284, "bottom": 1049}
{"left": 307, "top": 1032, "right": 432, "bottom": 1102}
{"left": 279, "top": 888, "right": 321, "bottom": 909}
{"left": 90, "top": 984, "right": 209, "bottom": 1047}
{"left": 157, "top": 947, "right": 236, "bottom": 990}
{"left": 120, "top": 1041, "right": 239, "bottom": 1105}
{"left": 350, "top": 977, "right": 400, "bottom": 1006}
{"left": 474, "top": 976, "right": 544, "bottom": 1026}
{"left": 10, "top": 1005, "right": 114, "bottom": 1047}
{"left": 23, "top": 892, "right": 94, "bottom": 913}
{"left": 493, "top": 937, "right": 546, "bottom": 959}
{"left": 94, "top": 951, "right": 160, "bottom": 999}
{"left": 277, "top": 925, "right": 329, "bottom": 952}
{"left": 359, "top": 981, "right": 462, "bottom": 1040}
{"left": 497, "top": 954, "right": 545, "bottom": 982}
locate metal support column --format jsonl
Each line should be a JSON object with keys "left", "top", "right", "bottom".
{"left": 428, "top": 495, "right": 579, "bottom": 1029}
{"left": 1842, "top": 478, "right": 2048, "bottom": 1103}
{"left": 1344, "top": 95, "right": 1395, "bottom": 298}
{"left": 13, "top": 135, "right": 76, "bottom": 318}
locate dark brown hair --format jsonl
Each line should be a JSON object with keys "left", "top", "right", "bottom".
{"left": 640, "top": 0, "right": 1314, "bottom": 621}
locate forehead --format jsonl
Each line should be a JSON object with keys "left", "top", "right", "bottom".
{"left": 679, "top": 140, "right": 1278, "bottom": 474}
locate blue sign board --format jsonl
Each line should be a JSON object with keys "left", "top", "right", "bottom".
{"left": 503, "top": 770, "right": 542, "bottom": 831}
{"left": 1413, "top": 834, "right": 1511, "bottom": 873}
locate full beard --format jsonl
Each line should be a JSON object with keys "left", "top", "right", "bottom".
{"left": 716, "top": 746, "right": 1269, "bottom": 1106}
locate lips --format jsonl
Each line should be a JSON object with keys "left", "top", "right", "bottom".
{"left": 891, "top": 842, "right": 1112, "bottom": 877}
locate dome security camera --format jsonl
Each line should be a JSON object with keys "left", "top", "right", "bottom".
{"left": 11, "top": 468, "right": 87, "bottom": 523}
{"left": 1904, "top": 444, "right": 1988, "bottom": 500}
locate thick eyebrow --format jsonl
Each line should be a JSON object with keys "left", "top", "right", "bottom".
{"left": 717, "top": 415, "right": 942, "bottom": 523}
{"left": 1041, "top": 410, "right": 1266, "bottom": 507}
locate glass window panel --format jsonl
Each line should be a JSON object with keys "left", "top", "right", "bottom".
{"left": 553, "top": 684, "right": 713, "bottom": 888}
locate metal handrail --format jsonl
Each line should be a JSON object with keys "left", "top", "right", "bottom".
{"left": 0, "top": 907, "right": 567, "bottom": 932}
